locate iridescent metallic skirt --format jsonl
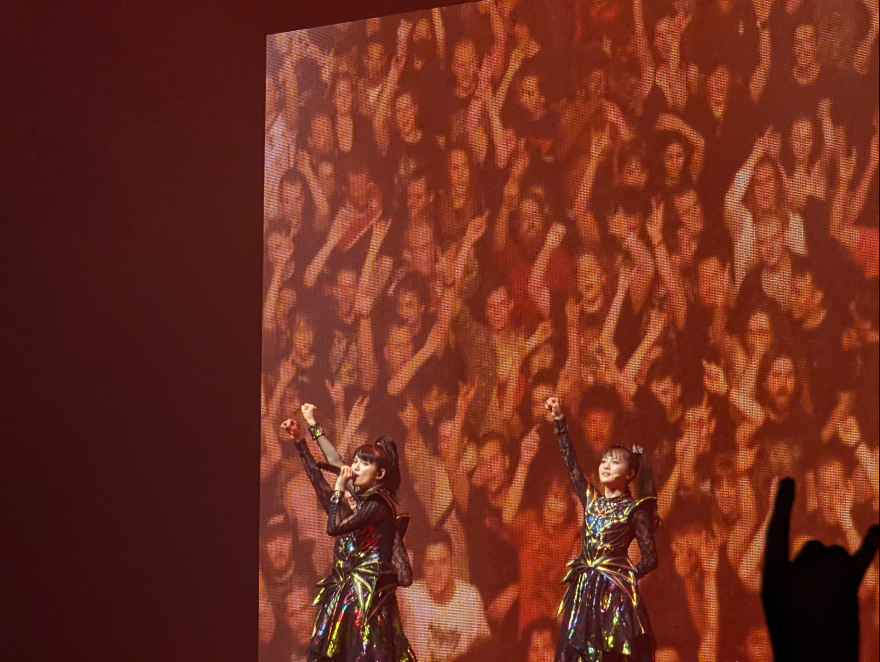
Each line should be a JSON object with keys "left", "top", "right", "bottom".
{"left": 556, "top": 560, "right": 654, "bottom": 662}
{"left": 309, "top": 575, "right": 416, "bottom": 662}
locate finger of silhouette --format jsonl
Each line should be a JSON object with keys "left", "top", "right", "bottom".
{"left": 850, "top": 525, "right": 880, "bottom": 582}
{"left": 765, "top": 477, "right": 795, "bottom": 574}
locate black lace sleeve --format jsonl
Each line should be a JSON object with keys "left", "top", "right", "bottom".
{"left": 554, "top": 417, "right": 590, "bottom": 506}
{"left": 631, "top": 503, "right": 659, "bottom": 579}
{"left": 392, "top": 531, "right": 413, "bottom": 587}
{"left": 294, "top": 440, "right": 335, "bottom": 514}
{"left": 327, "top": 493, "right": 391, "bottom": 536}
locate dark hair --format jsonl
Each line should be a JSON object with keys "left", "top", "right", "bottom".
{"left": 755, "top": 344, "right": 802, "bottom": 409}
{"left": 424, "top": 527, "right": 453, "bottom": 553}
{"left": 354, "top": 436, "right": 402, "bottom": 494}
{"left": 397, "top": 272, "right": 431, "bottom": 310}
{"left": 645, "top": 353, "right": 682, "bottom": 386}
{"left": 600, "top": 444, "right": 659, "bottom": 528}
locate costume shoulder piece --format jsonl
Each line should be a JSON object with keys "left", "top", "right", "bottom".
{"left": 361, "top": 485, "right": 398, "bottom": 519}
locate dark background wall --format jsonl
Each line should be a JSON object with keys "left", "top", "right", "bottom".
{"left": 4, "top": 1, "right": 450, "bottom": 658}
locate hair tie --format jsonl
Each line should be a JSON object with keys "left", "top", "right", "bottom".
{"left": 631, "top": 444, "right": 644, "bottom": 455}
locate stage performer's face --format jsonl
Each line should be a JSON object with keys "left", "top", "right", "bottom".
{"left": 598, "top": 448, "right": 634, "bottom": 489}
{"left": 350, "top": 454, "right": 385, "bottom": 490}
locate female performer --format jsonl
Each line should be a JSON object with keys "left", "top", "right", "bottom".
{"left": 544, "top": 396, "right": 659, "bottom": 662}
{"left": 281, "top": 403, "right": 416, "bottom": 662}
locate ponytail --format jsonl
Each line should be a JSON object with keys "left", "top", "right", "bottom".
{"left": 630, "top": 445, "right": 660, "bottom": 530}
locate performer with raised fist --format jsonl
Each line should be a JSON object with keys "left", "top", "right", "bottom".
{"left": 544, "top": 396, "right": 659, "bottom": 662}
{"left": 279, "top": 403, "right": 416, "bottom": 662}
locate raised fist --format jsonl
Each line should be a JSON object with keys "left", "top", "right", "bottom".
{"left": 301, "top": 402, "right": 317, "bottom": 425}
{"left": 280, "top": 418, "right": 300, "bottom": 438}
{"left": 545, "top": 396, "right": 563, "bottom": 418}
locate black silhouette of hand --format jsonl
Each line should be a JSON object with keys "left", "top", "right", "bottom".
{"left": 761, "top": 478, "right": 879, "bottom": 661}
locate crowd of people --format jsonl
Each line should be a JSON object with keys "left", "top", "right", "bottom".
{"left": 258, "top": 1, "right": 879, "bottom": 660}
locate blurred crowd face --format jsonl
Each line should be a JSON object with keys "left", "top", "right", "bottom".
{"left": 517, "top": 196, "right": 547, "bottom": 250}
{"left": 266, "top": 531, "right": 294, "bottom": 572}
{"left": 518, "top": 75, "right": 547, "bottom": 118}
{"left": 473, "top": 439, "right": 510, "bottom": 494}
{"left": 424, "top": 541, "right": 454, "bottom": 600}
{"left": 789, "top": 117, "right": 815, "bottom": 164}
{"left": 650, "top": 375, "right": 682, "bottom": 413}
{"left": 755, "top": 215, "right": 787, "bottom": 268}
{"left": 406, "top": 175, "right": 432, "bottom": 221}
{"left": 285, "top": 587, "right": 315, "bottom": 647}
{"left": 542, "top": 476, "right": 572, "bottom": 527}
{"left": 791, "top": 271, "right": 822, "bottom": 322}
{"left": 706, "top": 65, "right": 730, "bottom": 107}
{"left": 745, "top": 311, "right": 774, "bottom": 355}
{"left": 765, "top": 356, "right": 797, "bottom": 413}
{"left": 673, "top": 189, "right": 703, "bottom": 237}
{"left": 448, "top": 148, "right": 471, "bottom": 193}
{"left": 752, "top": 161, "right": 779, "bottom": 212}
{"left": 654, "top": 17, "right": 678, "bottom": 62}
{"left": 663, "top": 140, "right": 687, "bottom": 184}
{"left": 712, "top": 471, "right": 739, "bottom": 520}
{"left": 486, "top": 286, "right": 514, "bottom": 332}
{"left": 292, "top": 318, "right": 316, "bottom": 364}
{"left": 452, "top": 39, "right": 478, "bottom": 91}
{"left": 397, "top": 288, "right": 425, "bottom": 328}
{"left": 527, "top": 627, "right": 555, "bottom": 662}
{"left": 621, "top": 154, "right": 648, "bottom": 188}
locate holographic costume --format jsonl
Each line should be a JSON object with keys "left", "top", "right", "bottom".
{"left": 294, "top": 440, "right": 416, "bottom": 662}
{"left": 553, "top": 418, "right": 658, "bottom": 662}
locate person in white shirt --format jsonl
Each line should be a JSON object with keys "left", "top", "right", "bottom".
{"left": 399, "top": 529, "right": 490, "bottom": 662}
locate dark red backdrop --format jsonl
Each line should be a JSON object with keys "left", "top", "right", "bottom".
{"left": 4, "top": 1, "right": 456, "bottom": 658}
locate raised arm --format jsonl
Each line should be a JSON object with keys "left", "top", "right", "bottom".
{"left": 749, "top": 27, "right": 772, "bottom": 104}
{"left": 303, "top": 208, "right": 350, "bottom": 289}
{"left": 528, "top": 223, "right": 567, "bottom": 319}
{"left": 853, "top": 2, "right": 879, "bottom": 76}
{"left": 646, "top": 199, "right": 688, "bottom": 329}
{"left": 546, "top": 397, "right": 590, "bottom": 505}
{"left": 295, "top": 149, "right": 330, "bottom": 225}
{"left": 301, "top": 402, "right": 344, "bottom": 468}
{"left": 616, "top": 308, "right": 666, "bottom": 405}
{"left": 280, "top": 418, "right": 339, "bottom": 515}
{"left": 656, "top": 114, "right": 706, "bottom": 183}
{"left": 502, "top": 426, "right": 540, "bottom": 524}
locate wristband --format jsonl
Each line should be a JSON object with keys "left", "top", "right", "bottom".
{"left": 308, "top": 423, "right": 324, "bottom": 440}
{"left": 330, "top": 490, "right": 344, "bottom": 504}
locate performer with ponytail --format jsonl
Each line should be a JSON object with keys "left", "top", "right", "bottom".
{"left": 280, "top": 403, "right": 416, "bottom": 662}
{"left": 544, "top": 396, "right": 659, "bottom": 662}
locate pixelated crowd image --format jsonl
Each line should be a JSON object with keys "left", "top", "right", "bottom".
{"left": 259, "top": 1, "right": 879, "bottom": 660}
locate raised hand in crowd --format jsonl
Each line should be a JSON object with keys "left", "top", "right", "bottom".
{"left": 762, "top": 478, "right": 879, "bottom": 661}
